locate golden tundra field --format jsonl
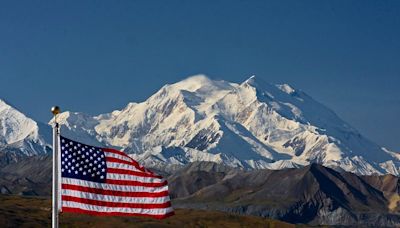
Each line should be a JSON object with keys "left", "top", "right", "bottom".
{"left": 0, "top": 195, "right": 306, "bottom": 228}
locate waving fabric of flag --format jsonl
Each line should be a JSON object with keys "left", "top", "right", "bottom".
{"left": 59, "top": 136, "right": 174, "bottom": 219}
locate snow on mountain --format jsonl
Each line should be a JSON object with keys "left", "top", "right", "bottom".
{"left": 0, "top": 99, "right": 50, "bottom": 158}
{"left": 51, "top": 75, "right": 400, "bottom": 175}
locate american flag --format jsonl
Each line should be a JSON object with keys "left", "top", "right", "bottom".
{"left": 59, "top": 136, "right": 174, "bottom": 219}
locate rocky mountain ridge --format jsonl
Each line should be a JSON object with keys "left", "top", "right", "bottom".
{"left": 52, "top": 75, "right": 400, "bottom": 175}
{"left": 1, "top": 75, "right": 399, "bottom": 175}
{"left": 1, "top": 159, "right": 400, "bottom": 226}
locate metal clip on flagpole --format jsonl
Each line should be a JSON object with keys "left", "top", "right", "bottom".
{"left": 51, "top": 106, "right": 61, "bottom": 228}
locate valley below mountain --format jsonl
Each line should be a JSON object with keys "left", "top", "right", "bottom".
{"left": 0, "top": 195, "right": 294, "bottom": 228}
{"left": 1, "top": 158, "right": 400, "bottom": 226}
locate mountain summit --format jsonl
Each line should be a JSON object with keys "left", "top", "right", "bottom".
{"left": 52, "top": 75, "right": 399, "bottom": 175}
{"left": 0, "top": 99, "right": 50, "bottom": 165}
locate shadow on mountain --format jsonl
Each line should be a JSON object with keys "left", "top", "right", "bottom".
{"left": 1, "top": 158, "right": 400, "bottom": 226}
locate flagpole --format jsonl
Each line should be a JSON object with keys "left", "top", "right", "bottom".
{"left": 51, "top": 106, "right": 61, "bottom": 228}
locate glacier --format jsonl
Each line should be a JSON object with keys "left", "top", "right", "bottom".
{"left": 49, "top": 75, "right": 400, "bottom": 175}
{"left": 0, "top": 99, "right": 51, "bottom": 162}
{"left": 1, "top": 75, "right": 399, "bottom": 175}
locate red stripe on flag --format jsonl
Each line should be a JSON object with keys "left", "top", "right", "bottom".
{"left": 106, "top": 179, "right": 168, "bottom": 188}
{"left": 103, "top": 148, "right": 129, "bottom": 157}
{"left": 62, "top": 184, "right": 169, "bottom": 197}
{"left": 103, "top": 148, "right": 150, "bottom": 173}
{"left": 62, "top": 207, "right": 175, "bottom": 219}
{"left": 107, "top": 168, "right": 163, "bottom": 179}
{"left": 106, "top": 157, "right": 137, "bottom": 167}
{"left": 62, "top": 195, "right": 171, "bottom": 209}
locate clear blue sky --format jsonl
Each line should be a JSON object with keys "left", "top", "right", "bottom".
{"left": 0, "top": 0, "right": 399, "bottom": 151}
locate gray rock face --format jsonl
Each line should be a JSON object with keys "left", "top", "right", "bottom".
{"left": 0, "top": 156, "right": 52, "bottom": 196}
{"left": 169, "top": 162, "right": 400, "bottom": 226}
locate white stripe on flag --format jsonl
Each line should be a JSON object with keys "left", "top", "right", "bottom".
{"left": 104, "top": 152, "right": 135, "bottom": 163}
{"left": 106, "top": 173, "right": 166, "bottom": 183}
{"left": 62, "top": 201, "right": 174, "bottom": 215}
{"left": 106, "top": 162, "right": 155, "bottom": 174}
{"left": 62, "top": 178, "right": 168, "bottom": 192}
{"left": 62, "top": 189, "right": 170, "bottom": 204}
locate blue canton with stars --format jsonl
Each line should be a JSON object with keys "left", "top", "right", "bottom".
{"left": 60, "top": 136, "right": 107, "bottom": 183}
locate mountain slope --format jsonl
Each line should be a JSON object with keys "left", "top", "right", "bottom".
{"left": 169, "top": 162, "right": 400, "bottom": 226}
{"left": 2, "top": 159, "right": 400, "bottom": 226}
{"left": 54, "top": 75, "right": 399, "bottom": 175}
{"left": 0, "top": 100, "right": 51, "bottom": 166}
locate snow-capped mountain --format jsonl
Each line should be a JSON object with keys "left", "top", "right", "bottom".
{"left": 52, "top": 75, "right": 400, "bottom": 175}
{"left": 0, "top": 99, "right": 51, "bottom": 162}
